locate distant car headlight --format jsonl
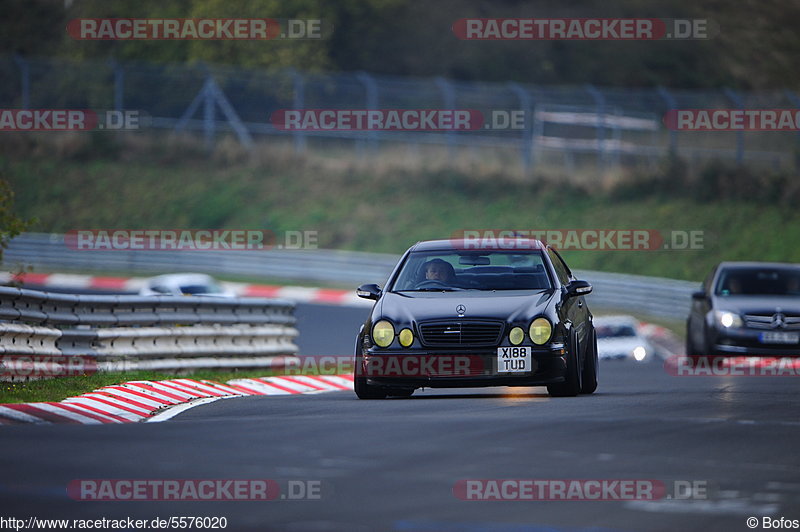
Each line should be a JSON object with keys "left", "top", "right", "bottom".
{"left": 633, "top": 346, "right": 647, "bottom": 361}
{"left": 372, "top": 320, "right": 395, "bottom": 347}
{"left": 509, "top": 326, "right": 525, "bottom": 345}
{"left": 714, "top": 310, "right": 743, "bottom": 329}
{"left": 398, "top": 328, "right": 414, "bottom": 348}
{"left": 529, "top": 317, "right": 552, "bottom": 345}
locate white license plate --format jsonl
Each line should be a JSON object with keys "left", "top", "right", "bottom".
{"left": 759, "top": 331, "right": 800, "bottom": 344}
{"left": 497, "top": 346, "right": 532, "bottom": 373}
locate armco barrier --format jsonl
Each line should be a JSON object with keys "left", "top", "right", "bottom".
{"left": 2, "top": 233, "right": 698, "bottom": 320}
{"left": 0, "top": 285, "right": 298, "bottom": 379}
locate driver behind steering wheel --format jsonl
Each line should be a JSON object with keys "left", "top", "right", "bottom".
{"left": 421, "top": 258, "right": 456, "bottom": 285}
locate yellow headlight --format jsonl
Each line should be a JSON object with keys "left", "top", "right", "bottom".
{"left": 529, "top": 317, "right": 552, "bottom": 345}
{"left": 398, "top": 328, "right": 414, "bottom": 347}
{"left": 372, "top": 320, "right": 395, "bottom": 348}
{"left": 509, "top": 326, "right": 524, "bottom": 345}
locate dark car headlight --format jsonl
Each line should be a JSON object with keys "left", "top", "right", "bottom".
{"left": 372, "top": 320, "right": 395, "bottom": 347}
{"left": 529, "top": 317, "right": 552, "bottom": 345}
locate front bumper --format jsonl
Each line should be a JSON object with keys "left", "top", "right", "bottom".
{"left": 360, "top": 345, "right": 567, "bottom": 389}
{"left": 711, "top": 327, "right": 800, "bottom": 356}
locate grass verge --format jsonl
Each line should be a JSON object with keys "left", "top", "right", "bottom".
{"left": 3, "top": 134, "right": 800, "bottom": 282}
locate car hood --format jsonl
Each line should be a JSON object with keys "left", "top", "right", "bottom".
{"left": 713, "top": 295, "right": 800, "bottom": 315}
{"left": 376, "top": 290, "right": 555, "bottom": 324}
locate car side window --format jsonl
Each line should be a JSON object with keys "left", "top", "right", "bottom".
{"left": 546, "top": 248, "right": 571, "bottom": 285}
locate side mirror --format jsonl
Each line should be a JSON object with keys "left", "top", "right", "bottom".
{"left": 356, "top": 283, "right": 382, "bottom": 301}
{"left": 565, "top": 280, "right": 592, "bottom": 298}
{"left": 691, "top": 290, "right": 707, "bottom": 301}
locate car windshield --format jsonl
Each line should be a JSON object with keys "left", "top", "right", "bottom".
{"left": 179, "top": 283, "right": 222, "bottom": 295}
{"left": 596, "top": 325, "right": 637, "bottom": 338}
{"left": 391, "top": 250, "right": 552, "bottom": 292}
{"left": 715, "top": 267, "right": 800, "bottom": 296}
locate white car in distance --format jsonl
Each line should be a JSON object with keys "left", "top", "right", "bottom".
{"left": 594, "top": 315, "right": 654, "bottom": 362}
{"left": 138, "top": 273, "right": 235, "bottom": 297}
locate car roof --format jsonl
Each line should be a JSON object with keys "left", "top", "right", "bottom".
{"left": 717, "top": 261, "right": 800, "bottom": 270}
{"left": 410, "top": 238, "right": 547, "bottom": 252}
{"left": 148, "top": 273, "right": 215, "bottom": 285}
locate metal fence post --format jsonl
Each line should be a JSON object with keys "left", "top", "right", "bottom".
{"left": 435, "top": 77, "right": 456, "bottom": 161}
{"left": 112, "top": 60, "right": 124, "bottom": 112}
{"left": 657, "top": 86, "right": 678, "bottom": 156}
{"left": 508, "top": 82, "right": 534, "bottom": 174}
{"left": 585, "top": 84, "right": 607, "bottom": 171}
{"left": 174, "top": 68, "right": 253, "bottom": 151}
{"left": 292, "top": 70, "right": 306, "bottom": 154}
{"left": 203, "top": 75, "right": 216, "bottom": 149}
{"left": 357, "top": 72, "right": 379, "bottom": 156}
{"left": 723, "top": 87, "right": 744, "bottom": 165}
{"left": 784, "top": 90, "right": 800, "bottom": 170}
{"left": 12, "top": 54, "right": 30, "bottom": 109}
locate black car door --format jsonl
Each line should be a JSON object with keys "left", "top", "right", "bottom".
{"left": 547, "top": 247, "right": 589, "bottom": 346}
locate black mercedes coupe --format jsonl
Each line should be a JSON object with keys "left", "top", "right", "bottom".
{"left": 353, "top": 238, "right": 597, "bottom": 399}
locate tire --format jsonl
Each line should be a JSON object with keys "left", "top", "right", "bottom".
{"left": 547, "top": 330, "right": 582, "bottom": 397}
{"left": 580, "top": 327, "right": 598, "bottom": 394}
{"left": 685, "top": 320, "right": 700, "bottom": 357}
{"left": 354, "top": 348, "right": 387, "bottom": 400}
{"left": 354, "top": 375, "right": 387, "bottom": 399}
{"left": 702, "top": 326, "right": 717, "bottom": 357}
{"left": 386, "top": 388, "right": 414, "bottom": 398}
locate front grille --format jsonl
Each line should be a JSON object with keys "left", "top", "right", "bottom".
{"left": 744, "top": 313, "right": 800, "bottom": 330}
{"left": 418, "top": 319, "right": 504, "bottom": 347}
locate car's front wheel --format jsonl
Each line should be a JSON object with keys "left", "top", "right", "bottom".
{"left": 354, "top": 374, "right": 387, "bottom": 399}
{"left": 580, "top": 327, "right": 598, "bottom": 394}
{"left": 547, "top": 330, "right": 583, "bottom": 397}
{"left": 685, "top": 319, "right": 700, "bottom": 357}
{"left": 354, "top": 348, "right": 387, "bottom": 400}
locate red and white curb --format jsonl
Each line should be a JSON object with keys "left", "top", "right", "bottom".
{"left": 0, "top": 374, "right": 354, "bottom": 426}
{"left": 0, "top": 271, "right": 371, "bottom": 307}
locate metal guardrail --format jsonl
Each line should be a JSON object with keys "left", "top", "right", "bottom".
{"left": 0, "top": 284, "right": 299, "bottom": 379}
{"left": 572, "top": 269, "right": 696, "bottom": 320}
{"left": 3, "top": 233, "right": 394, "bottom": 285}
{"left": 3, "top": 233, "right": 699, "bottom": 321}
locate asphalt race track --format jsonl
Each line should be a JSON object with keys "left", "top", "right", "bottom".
{"left": 294, "top": 303, "right": 369, "bottom": 357}
{"left": 1, "top": 302, "right": 799, "bottom": 531}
